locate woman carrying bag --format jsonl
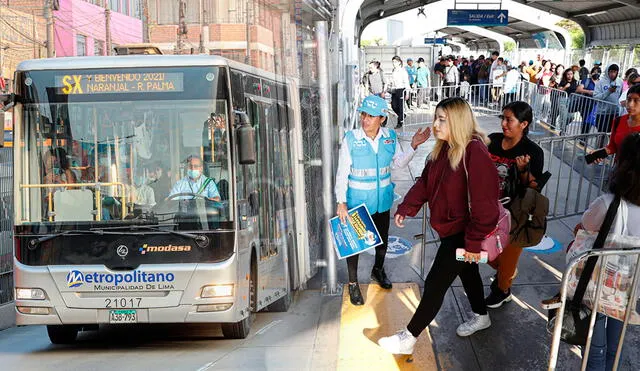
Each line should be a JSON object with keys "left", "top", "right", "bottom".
{"left": 377, "top": 97, "right": 500, "bottom": 355}
{"left": 546, "top": 133, "right": 640, "bottom": 370}
{"left": 485, "top": 101, "right": 546, "bottom": 308}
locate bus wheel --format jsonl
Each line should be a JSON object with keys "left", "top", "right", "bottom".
{"left": 47, "top": 325, "right": 78, "bottom": 344}
{"left": 221, "top": 255, "right": 256, "bottom": 339}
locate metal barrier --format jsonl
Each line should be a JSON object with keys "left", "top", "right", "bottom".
{"left": 561, "top": 93, "right": 620, "bottom": 136}
{"left": 549, "top": 248, "right": 640, "bottom": 371}
{"left": 534, "top": 132, "right": 614, "bottom": 220}
{"left": 0, "top": 147, "right": 13, "bottom": 305}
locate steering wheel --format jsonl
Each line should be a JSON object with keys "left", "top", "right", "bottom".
{"left": 166, "top": 192, "right": 207, "bottom": 201}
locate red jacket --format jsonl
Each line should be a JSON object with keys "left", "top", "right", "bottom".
{"left": 396, "top": 140, "right": 500, "bottom": 253}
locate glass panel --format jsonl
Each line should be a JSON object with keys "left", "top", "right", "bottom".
{"left": 16, "top": 67, "right": 232, "bottom": 230}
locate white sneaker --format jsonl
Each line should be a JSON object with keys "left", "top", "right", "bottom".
{"left": 456, "top": 313, "right": 491, "bottom": 337}
{"left": 378, "top": 329, "right": 417, "bottom": 354}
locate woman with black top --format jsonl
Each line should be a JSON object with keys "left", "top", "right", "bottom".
{"left": 484, "top": 101, "right": 545, "bottom": 308}
{"left": 558, "top": 68, "right": 579, "bottom": 131}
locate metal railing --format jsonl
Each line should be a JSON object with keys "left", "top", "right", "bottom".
{"left": 0, "top": 147, "right": 13, "bottom": 305}
{"left": 549, "top": 247, "right": 640, "bottom": 371}
{"left": 535, "top": 133, "right": 614, "bottom": 220}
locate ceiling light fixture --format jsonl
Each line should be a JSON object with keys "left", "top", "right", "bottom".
{"left": 586, "top": 11, "right": 607, "bottom": 17}
{"left": 379, "top": 10, "right": 385, "bottom": 17}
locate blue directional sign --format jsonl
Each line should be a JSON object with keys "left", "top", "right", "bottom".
{"left": 424, "top": 37, "right": 447, "bottom": 45}
{"left": 447, "top": 9, "right": 509, "bottom": 27}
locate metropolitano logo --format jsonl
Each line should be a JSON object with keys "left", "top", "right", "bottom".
{"left": 66, "top": 270, "right": 85, "bottom": 288}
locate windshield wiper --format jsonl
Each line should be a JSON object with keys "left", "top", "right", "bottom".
{"left": 91, "top": 224, "right": 209, "bottom": 248}
{"left": 28, "top": 229, "right": 108, "bottom": 248}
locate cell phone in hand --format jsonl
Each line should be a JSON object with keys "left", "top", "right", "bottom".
{"left": 455, "top": 248, "right": 488, "bottom": 264}
{"left": 585, "top": 149, "right": 608, "bottom": 164}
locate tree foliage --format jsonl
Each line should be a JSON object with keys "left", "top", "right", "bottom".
{"left": 557, "top": 19, "right": 585, "bottom": 49}
{"left": 360, "top": 37, "right": 385, "bottom": 47}
{"left": 504, "top": 41, "right": 516, "bottom": 52}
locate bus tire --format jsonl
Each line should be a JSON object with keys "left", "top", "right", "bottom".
{"left": 222, "top": 251, "right": 257, "bottom": 339}
{"left": 47, "top": 325, "right": 78, "bottom": 344}
{"left": 221, "top": 315, "right": 252, "bottom": 339}
{"left": 265, "top": 235, "right": 294, "bottom": 312}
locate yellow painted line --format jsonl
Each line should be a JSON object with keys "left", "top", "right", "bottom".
{"left": 337, "top": 283, "right": 437, "bottom": 370}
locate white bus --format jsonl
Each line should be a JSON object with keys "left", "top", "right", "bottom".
{"left": 8, "top": 55, "right": 311, "bottom": 343}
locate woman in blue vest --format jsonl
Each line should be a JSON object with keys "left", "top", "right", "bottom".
{"left": 335, "top": 95, "right": 431, "bottom": 305}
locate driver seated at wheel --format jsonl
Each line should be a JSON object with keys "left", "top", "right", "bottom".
{"left": 168, "top": 155, "right": 221, "bottom": 201}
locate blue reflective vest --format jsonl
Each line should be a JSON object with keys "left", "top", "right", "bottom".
{"left": 345, "top": 130, "right": 397, "bottom": 214}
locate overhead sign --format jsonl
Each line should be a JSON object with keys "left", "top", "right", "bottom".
{"left": 447, "top": 9, "right": 509, "bottom": 27}
{"left": 55, "top": 72, "right": 184, "bottom": 95}
{"left": 424, "top": 37, "right": 447, "bottom": 45}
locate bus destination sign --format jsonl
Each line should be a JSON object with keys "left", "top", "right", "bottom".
{"left": 55, "top": 72, "right": 184, "bottom": 95}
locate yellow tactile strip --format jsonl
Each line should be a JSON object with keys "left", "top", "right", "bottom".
{"left": 337, "top": 283, "right": 438, "bottom": 370}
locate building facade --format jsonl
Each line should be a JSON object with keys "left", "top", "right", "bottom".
{"left": 0, "top": 5, "right": 46, "bottom": 92}
{"left": 55, "top": 0, "right": 143, "bottom": 57}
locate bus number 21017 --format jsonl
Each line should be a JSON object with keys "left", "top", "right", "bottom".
{"left": 104, "top": 298, "right": 142, "bottom": 308}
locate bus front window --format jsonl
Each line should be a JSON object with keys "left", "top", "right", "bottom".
{"left": 16, "top": 67, "right": 232, "bottom": 230}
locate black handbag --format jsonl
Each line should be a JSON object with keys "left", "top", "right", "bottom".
{"left": 547, "top": 195, "right": 621, "bottom": 346}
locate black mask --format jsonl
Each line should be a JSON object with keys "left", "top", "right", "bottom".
{"left": 592, "top": 74, "right": 600, "bottom": 80}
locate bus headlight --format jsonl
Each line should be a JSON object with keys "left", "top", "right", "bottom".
{"left": 201, "top": 284, "right": 234, "bottom": 298}
{"left": 16, "top": 288, "right": 47, "bottom": 300}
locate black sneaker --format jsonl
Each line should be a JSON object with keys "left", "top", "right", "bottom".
{"left": 371, "top": 267, "right": 392, "bottom": 289}
{"left": 348, "top": 282, "right": 364, "bottom": 305}
{"left": 485, "top": 287, "right": 512, "bottom": 309}
{"left": 395, "top": 123, "right": 403, "bottom": 129}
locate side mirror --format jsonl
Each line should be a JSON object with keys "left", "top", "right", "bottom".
{"left": 235, "top": 112, "right": 256, "bottom": 165}
{"left": 1, "top": 93, "right": 15, "bottom": 112}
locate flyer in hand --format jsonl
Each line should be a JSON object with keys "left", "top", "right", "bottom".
{"left": 330, "top": 204, "right": 383, "bottom": 259}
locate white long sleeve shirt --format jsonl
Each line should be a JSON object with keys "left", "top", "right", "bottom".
{"left": 334, "top": 127, "right": 415, "bottom": 203}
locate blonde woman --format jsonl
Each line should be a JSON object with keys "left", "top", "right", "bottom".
{"left": 378, "top": 97, "right": 500, "bottom": 355}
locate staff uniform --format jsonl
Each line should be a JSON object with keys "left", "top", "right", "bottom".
{"left": 170, "top": 175, "right": 220, "bottom": 200}
{"left": 335, "top": 127, "right": 415, "bottom": 283}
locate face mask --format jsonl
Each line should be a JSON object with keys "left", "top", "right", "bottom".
{"left": 187, "top": 169, "right": 201, "bottom": 179}
{"left": 592, "top": 74, "right": 600, "bottom": 80}
{"left": 53, "top": 167, "right": 62, "bottom": 176}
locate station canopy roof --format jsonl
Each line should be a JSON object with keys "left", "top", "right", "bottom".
{"left": 357, "top": 0, "right": 640, "bottom": 48}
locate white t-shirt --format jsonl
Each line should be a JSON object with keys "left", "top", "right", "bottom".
{"left": 582, "top": 194, "right": 640, "bottom": 236}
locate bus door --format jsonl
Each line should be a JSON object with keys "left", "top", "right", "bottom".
{"left": 247, "top": 99, "right": 277, "bottom": 263}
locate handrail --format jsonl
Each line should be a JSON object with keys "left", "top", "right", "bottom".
{"left": 20, "top": 182, "right": 128, "bottom": 221}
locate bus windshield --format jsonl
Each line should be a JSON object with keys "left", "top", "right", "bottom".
{"left": 15, "top": 66, "right": 233, "bottom": 230}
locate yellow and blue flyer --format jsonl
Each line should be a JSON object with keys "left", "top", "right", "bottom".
{"left": 329, "top": 204, "right": 383, "bottom": 259}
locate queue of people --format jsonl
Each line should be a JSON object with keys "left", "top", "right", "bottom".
{"left": 364, "top": 52, "right": 640, "bottom": 138}
{"left": 336, "top": 90, "right": 639, "bottom": 369}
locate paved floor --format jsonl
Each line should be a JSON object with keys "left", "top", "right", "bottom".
{"left": 1, "top": 113, "right": 639, "bottom": 370}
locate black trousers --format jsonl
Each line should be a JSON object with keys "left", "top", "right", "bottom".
{"left": 346, "top": 210, "right": 390, "bottom": 282}
{"left": 391, "top": 89, "right": 405, "bottom": 126}
{"left": 407, "top": 233, "right": 487, "bottom": 337}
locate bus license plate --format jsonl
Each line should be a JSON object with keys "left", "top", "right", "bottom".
{"left": 109, "top": 310, "right": 137, "bottom": 324}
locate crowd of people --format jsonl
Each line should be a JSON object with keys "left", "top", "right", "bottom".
{"left": 362, "top": 51, "right": 640, "bottom": 138}
{"left": 340, "top": 80, "right": 640, "bottom": 368}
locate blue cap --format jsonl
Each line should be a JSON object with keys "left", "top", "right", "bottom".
{"left": 594, "top": 60, "right": 602, "bottom": 65}
{"left": 358, "top": 95, "right": 389, "bottom": 117}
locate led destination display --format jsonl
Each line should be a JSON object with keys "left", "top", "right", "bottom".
{"left": 55, "top": 72, "right": 184, "bottom": 94}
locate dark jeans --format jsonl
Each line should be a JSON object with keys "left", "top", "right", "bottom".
{"left": 584, "top": 314, "right": 624, "bottom": 371}
{"left": 391, "top": 89, "right": 405, "bottom": 126}
{"left": 346, "top": 210, "right": 390, "bottom": 282}
{"left": 407, "top": 233, "right": 487, "bottom": 337}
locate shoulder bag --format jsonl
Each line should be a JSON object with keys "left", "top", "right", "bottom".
{"left": 462, "top": 154, "right": 511, "bottom": 262}
{"left": 546, "top": 195, "right": 621, "bottom": 345}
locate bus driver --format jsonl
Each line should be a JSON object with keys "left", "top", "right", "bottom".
{"left": 169, "top": 155, "right": 221, "bottom": 201}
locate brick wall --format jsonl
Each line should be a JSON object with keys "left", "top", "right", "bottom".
{"left": 0, "top": 6, "right": 47, "bottom": 86}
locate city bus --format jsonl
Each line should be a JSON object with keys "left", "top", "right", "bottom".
{"left": 8, "top": 55, "right": 309, "bottom": 343}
